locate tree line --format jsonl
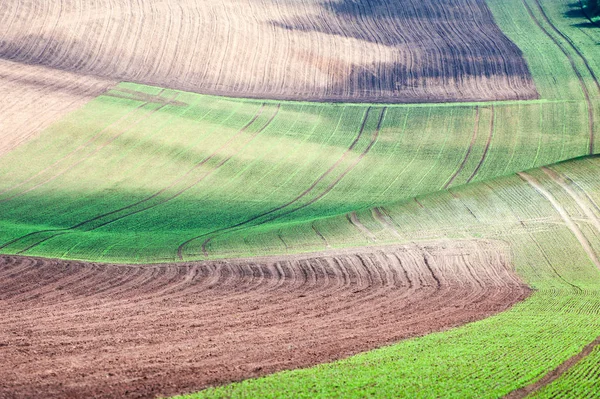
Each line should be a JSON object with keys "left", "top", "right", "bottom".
{"left": 588, "top": 0, "right": 600, "bottom": 17}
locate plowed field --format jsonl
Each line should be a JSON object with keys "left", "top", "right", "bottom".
{"left": 0, "top": 240, "right": 529, "bottom": 398}
{"left": 0, "top": 0, "right": 537, "bottom": 102}
{"left": 0, "top": 60, "right": 114, "bottom": 157}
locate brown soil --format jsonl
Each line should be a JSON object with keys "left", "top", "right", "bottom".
{"left": 0, "top": 0, "right": 537, "bottom": 103}
{"left": 0, "top": 240, "right": 530, "bottom": 398}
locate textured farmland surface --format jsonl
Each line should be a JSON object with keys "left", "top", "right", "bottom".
{"left": 0, "top": 59, "right": 114, "bottom": 157}
{"left": 528, "top": 339, "right": 600, "bottom": 398}
{"left": 0, "top": 0, "right": 537, "bottom": 103}
{"left": 0, "top": 240, "right": 529, "bottom": 398}
{"left": 182, "top": 156, "right": 600, "bottom": 398}
{"left": 0, "top": 84, "right": 594, "bottom": 263}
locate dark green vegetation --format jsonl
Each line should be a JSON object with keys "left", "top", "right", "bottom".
{"left": 175, "top": 156, "right": 600, "bottom": 398}
{"left": 586, "top": 0, "right": 599, "bottom": 17}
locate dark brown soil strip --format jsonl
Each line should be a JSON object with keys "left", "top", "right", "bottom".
{"left": 176, "top": 106, "right": 379, "bottom": 259}
{"left": 466, "top": 105, "right": 494, "bottom": 183}
{"left": 523, "top": 0, "right": 596, "bottom": 154}
{"left": 443, "top": 106, "right": 480, "bottom": 189}
{"left": 0, "top": 240, "right": 530, "bottom": 399}
{"left": 504, "top": 336, "right": 600, "bottom": 398}
{"left": 195, "top": 107, "right": 387, "bottom": 258}
{"left": 0, "top": 104, "right": 278, "bottom": 254}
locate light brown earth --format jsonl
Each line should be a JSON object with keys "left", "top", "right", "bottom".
{"left": 0, "top": 60, "right": 114, "bottom": 157}
{"left": 0, "top": 240, "right": 530, "bottom": 398}
{"left": 0, "top": 0, "right": 537, "bottom": 103}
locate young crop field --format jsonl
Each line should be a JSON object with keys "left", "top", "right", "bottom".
{"left": 0, "top": 0, "right": 599, "bottom": 397}
{"left": 173, "top": 156, "right": 600, "bottom": 399}
{"left": 0, "top": 83, "right": 595, "bottom": 263}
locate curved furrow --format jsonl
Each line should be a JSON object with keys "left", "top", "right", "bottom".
{"left": 0, "top": 240, "right": 529, "bottom": 398}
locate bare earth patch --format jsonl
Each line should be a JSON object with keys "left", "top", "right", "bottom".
{"left": 0, "top": 240, "right": 530, "bottom": 398}
{"left": 0, "top": 0, "right": 537, "bottom": 102}
{"left": 0, "top": 60, "right": 114, "bottom": 157}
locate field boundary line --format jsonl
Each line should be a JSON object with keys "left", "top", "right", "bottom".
{"left": 503, "top": 336, "right": 600, "bottom": 398}
{"left": 15, "top": 104, "right": 280, "bottom": 255}
{"left": 0, "top": 92, "right": 179, "bottom": 204}
{"left": 0, "top": 92, "right": 161, "bottom": 199}
{"left": 0, "top": 103, "right": 277, "bottom": 254}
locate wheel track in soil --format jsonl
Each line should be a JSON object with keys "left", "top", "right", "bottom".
{"left": 0, "top": 240, "right": 530, "bottom": 399}
{"left": 178, "top": 107, "right": 387, "bottom": 260}
{"left": 466, "top": 105, "right": 494, "bottom": 184}
{"left": 522, "top": 0, "right": 597, "bottom": 154}
{"left": 443, "top": 106, "right": 480, "bottom": 189}
{"left": 518, "top": 171, "right": 600, "bottom": 270}
{"left": 504, "top": 336, "right": 600, "bottom": 398}
{"left": 0, "top": 103, "right": 280, "bottom": 255}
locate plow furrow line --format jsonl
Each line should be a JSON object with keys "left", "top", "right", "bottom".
{"left": 0, "top": 241, "right": 529, "bottom": 398}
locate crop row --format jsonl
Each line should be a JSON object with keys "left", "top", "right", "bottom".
{"left": 177, "top": 154, "right": 600, "bottom": 398}
{"left": 0, "top": 84, "right": 595, "bottom": 262}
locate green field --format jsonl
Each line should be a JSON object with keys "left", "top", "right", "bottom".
{"left": 0, "top": 87, "right": 596, "bottom": 263}
{"left": 166, "top": 149, "right": 600, "bottom": 397}
{"left": 1, "top": 0, "right": 600, "bottom": 397}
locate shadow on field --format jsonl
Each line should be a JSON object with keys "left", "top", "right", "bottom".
{"left": 564, "top": 2, "right": 600, "bottom": 36}
{"left": 269, "top": 0, "right": 537, "bottom": 97}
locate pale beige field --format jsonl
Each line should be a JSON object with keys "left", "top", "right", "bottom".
{"left": 0, "top": 0, "right": 537, "bottom": 103}
{"left": 0, "top": 60, "right": 114, "bottom": 157}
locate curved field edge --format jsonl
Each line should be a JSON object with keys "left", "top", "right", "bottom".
{"left": 171, "top": 156, "right": 600, "bottom": 398}
{"left": 0, "top": 240, "right": 530, "bottom": 398}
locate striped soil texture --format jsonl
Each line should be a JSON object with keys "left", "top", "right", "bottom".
{"left": 0, "top": 240, "right": 530, "bottom": 398}
{"left": 0, "top": 60, "right": 114, "bottom": 158}
{"left": 0, "top": 0, "right": 537, "bottom": 103}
